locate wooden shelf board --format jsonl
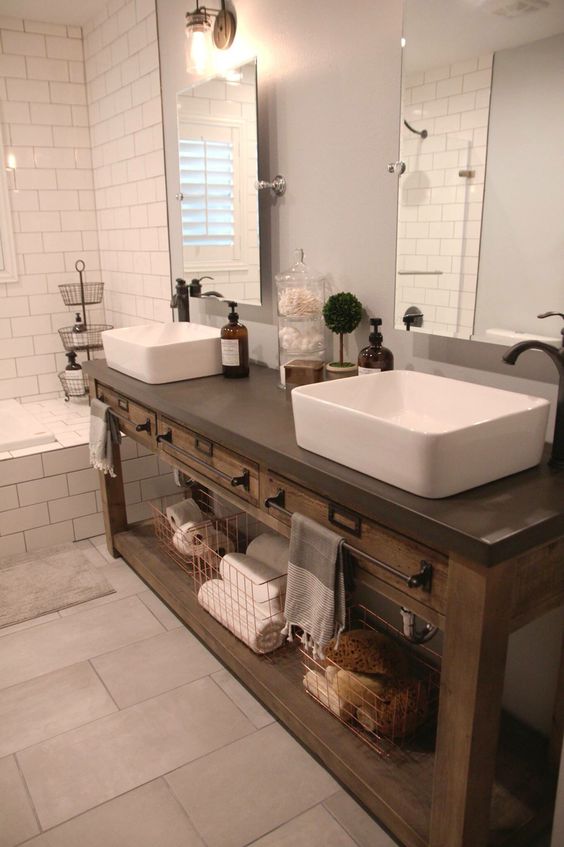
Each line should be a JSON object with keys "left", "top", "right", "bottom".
{"left": 115, "top": 524, "right": 554, "bottom": 847}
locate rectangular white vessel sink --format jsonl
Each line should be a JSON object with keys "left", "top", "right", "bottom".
{"left": 292, "top": 371, "right": 550, "bottom": 498}
{"left": 102, "top": 322, "right": 222, "bottom": 384}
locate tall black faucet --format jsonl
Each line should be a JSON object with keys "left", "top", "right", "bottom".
{"left": 502, "top": 311, "right": 564, "bottom": 468}
{"left": 170, "top": 276, "right": 224, "bottom": 322}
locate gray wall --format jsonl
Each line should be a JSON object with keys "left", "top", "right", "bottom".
{"left": 156, "top": 0, "right": 563, "bottom": 741}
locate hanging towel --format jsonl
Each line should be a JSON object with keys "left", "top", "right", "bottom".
{"left": 89, "top": 399, "right": 121, "bottom": 477}
{"left": 283, "top": 513, "right": 345, "bottom": 660}
{"left": 166, "top": 497, "right": 203, "bottom": 529}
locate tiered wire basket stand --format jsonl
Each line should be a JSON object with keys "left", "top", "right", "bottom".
{"left": 57, "top": 259, "right": 112, "bottom": 399}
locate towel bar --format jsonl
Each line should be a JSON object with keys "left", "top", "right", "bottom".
{"left": 264, "top": 489, "right": 433, "bottom": 593}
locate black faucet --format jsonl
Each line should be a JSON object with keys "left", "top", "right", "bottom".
{"left": 170, "top": 276, "right": 225, "bottom": 322}
{"left": 502, "top": 311, "right": 564, "bottom": 468}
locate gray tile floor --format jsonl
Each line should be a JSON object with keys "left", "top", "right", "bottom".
{"left": 0, "top": 535, "right": 398, "bottom": 847}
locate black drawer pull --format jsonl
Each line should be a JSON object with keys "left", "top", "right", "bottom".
{"left": 231, "top": 470, "right": 250, "bottom": 491}
{"left": 328, "top": 502, "right": 362, "bottom": 537}
{"left": 135, "top": 418, "right": 151, "bottom": 433}
{"left": 118, "top": 397, "right": 129, "bottom": 411}
{"left": 157, "top": 429, "right": 172, "bottom": 444}
{"left": 195, "top": 436, "right": 213, "bottom": 457}
{"left": 264, "top": 487, "right": 433, "bottom": 593}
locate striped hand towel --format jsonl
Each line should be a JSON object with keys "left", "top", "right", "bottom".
{"left": 283, "top": 513, "right": 345, "bottom": 659}
{"left": 89, "top": 398, "right": 121, "bottom": 477}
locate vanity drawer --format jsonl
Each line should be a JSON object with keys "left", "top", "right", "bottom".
{"left": 263, "top": 471, "right": 448, "bottom": 616}
{"left": 156, "top": 415, "right": 259, "bottom": 505}
{"left": 95, "top": 383, "right": 156, "bottom": 449}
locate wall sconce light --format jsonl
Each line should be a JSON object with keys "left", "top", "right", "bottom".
{"left": 185, "top": 1, "right": 237, "bottom": 76}
{"left": 5, "top": 152, "right": 16, "bottom": 190}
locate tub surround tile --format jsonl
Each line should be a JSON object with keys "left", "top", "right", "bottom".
{"left": 165, "top": 723, "right": 339, "bottom": 847}
{"left": 0, "top": 662, "right": 117, "bottom": 757}
{"left": 18, "top": 677, "right": 255, "bottom": 829}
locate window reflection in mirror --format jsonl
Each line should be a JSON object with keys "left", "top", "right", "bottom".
{"left": 394, "top": 1, "right": 564, "bottom": 344}
{"left": 176, "top": 59, "right": 260, "bottom": 305}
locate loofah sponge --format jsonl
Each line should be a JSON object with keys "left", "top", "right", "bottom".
{"left": 325, "top": 629, "right": 409, "bottom": 677}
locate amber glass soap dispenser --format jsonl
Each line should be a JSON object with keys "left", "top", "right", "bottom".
{"left": 221, "top": 301, "right": 249, "bottom": 378}
{"left": 358, "top": 318, "right": 394, "bottom": 374}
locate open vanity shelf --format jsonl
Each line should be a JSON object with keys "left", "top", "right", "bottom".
{"left": 84, "top": 361, "right": 564, "bottom": 847}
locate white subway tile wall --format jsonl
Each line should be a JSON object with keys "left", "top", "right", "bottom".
{"left": 83, "top": 0, "right": 171, "bottom": 328}
{"left": 0, "top": 18, "right": 103, "bottom": 402}
{"left": 395, "top": 55, "right": 492, "bottom": 337}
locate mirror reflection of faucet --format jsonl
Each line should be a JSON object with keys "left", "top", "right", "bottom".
{"left": 402, "top": 306, "right": 424, "bottom": 331}
{"left": 170, "top": 276, "right": 225, "bottom": 323}
{"left": 503, "top": 311, "right": 564, "bottom": 468}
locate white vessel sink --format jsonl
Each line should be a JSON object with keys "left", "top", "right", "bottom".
{"left": 102, "top": 322, "right": 222, "bottom": 384}
{"left": 292, "top": 371, "right": 550, "bottom": 498}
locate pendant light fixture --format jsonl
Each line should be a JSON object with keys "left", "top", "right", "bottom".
{"left": 185, "top": 1, "right": 237, "bottom": 76}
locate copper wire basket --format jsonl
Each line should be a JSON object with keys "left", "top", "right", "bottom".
{"left": 192, "top": 510, "right": 288, "bottom": 655}
{"left": 59, "top": 282, "right": 104, "bottom": 306}
{"left": 58, "top": 324, "right": 113, "bottom": 351}
{"left": 302, "top": 606, "right": 439, "bottom": 757}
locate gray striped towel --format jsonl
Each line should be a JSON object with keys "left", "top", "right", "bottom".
{"left": 283, "top": 513, "right": 345, "bottom": 659}
{"left": 89, "top": 398, "right": 121, "bottom": 477}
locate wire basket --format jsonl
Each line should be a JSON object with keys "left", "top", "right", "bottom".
{"left": 151, "top": 488, "right": 237, "bottom": 577}
{"left": 192, "top": 510, "right": 289, "bottom": 655}
{"left": 58, "top": 324, "right": 113, "bottom": 352}
{"left": 58, "top": 369, "right": 89, "bottom": 398}
{"left": 302, "top": 606, "right": 439, "bottom": 757}
{"left": 59, "top": 282, "right": 104, "bottom": 306}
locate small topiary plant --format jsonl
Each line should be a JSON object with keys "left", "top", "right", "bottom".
{"left": 323, "top": 292, "right": 363, "bottom": 367}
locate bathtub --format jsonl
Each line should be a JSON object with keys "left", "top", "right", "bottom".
{"left": 0, "top": 400, "right": 56, "bottom": 452}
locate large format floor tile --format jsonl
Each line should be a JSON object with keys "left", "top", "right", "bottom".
{"left": 324, "top": 791, "right": 398, "bottom": 846}
{"left": 165, "top": 722, "right": 338, "bottom": 847}
{"left": 58, "top": 561, "right": 148, "bottom": 616}
{"left": 0, "top": 662, "right": 116, "bottom": 757}
{"left": 91, "top": 628, "right": 221, "bottom": 708}
{"left": 18, "top": 676, "right": 256, "bottom": 829}
{"left": 211, "top": 668, "right": 275, "bottom": 730}
{"left": 0, "top": 596, "right": 164, "bottom": 690}
{"left": 19, "top": 779, "right": 204, "bottom": 847}
{"left": 137, "top": 589, "right": 182, "bottom": 629}
{"left": 0, "top": 754, "right": 40, "bottom": 847}
{"left": 250, "top": 804, "right": 357, "bottom": 846}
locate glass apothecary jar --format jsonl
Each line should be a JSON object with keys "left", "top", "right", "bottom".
{"left": 275, "top": 249, "right": 326, "bottom": 387}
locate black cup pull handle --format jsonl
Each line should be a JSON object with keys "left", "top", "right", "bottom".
{"left": 157, "top": 429, "right": 173, "bottom": 444}
{"left": 231, "top": 469, "right": 250, "bottom": 491}
{"left": 135, "top": 418, "right": 151, "bottom": 433}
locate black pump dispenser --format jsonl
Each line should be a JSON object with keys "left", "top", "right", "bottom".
{"left": 358, "top": 317, "right": 394, "bottom": 374}
{"left": 221, "top": 301, "right": 249, "bottom": 378}
{"left": 65, "top": 351, "right": 82, "bottom": 370}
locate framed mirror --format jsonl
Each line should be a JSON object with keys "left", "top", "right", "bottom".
{"left": 175, "top": 59, "right": 261, "bottom": 305}
{"left": 394, "top": 0, "right": 564, "bottom": 345}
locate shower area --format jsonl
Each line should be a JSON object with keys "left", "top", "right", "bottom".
{"left": 394, "top": 54, "right": 493, "bottom": 338}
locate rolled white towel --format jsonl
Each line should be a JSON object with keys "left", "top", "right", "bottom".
{"left": 172, "top": 520, "right": 206, "bottom": 558}
{"left": 198, "top": 579, "right": 285, "bottom": 654}
{"left": 246, "top": 533, "right": 289, "bottom": 576}
{"left": 302, "top": 669, "right": 349, "bottom": 720}
{"left": 166, "top": 498, "right": 203, "bottom": 529}
{"left": 173, "top": 523, "right": 235, "bottom": 561}
{"left": 219, "top": 552, "right": 286, "bottom": 604}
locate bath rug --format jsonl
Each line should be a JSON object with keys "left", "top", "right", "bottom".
{"left": 0, "top": 544, "right": 115, "bottom": 628}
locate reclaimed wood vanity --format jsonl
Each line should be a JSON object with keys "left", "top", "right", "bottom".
{"left": 85, "top": 361, "right": 564, "bottom": 847}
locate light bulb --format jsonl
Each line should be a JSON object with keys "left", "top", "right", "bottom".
{"left": 6, "top": 152, "right": 16, "bottom": 170}
{"left": 185, "top": 18, "right": 214, "bottom": 76}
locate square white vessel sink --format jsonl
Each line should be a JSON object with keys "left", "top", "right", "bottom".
{"left": 102, "top": 322, "right": 222, "bottom": 384}
{"left": 292, "top": 371, "right": 550, "bottom": 498}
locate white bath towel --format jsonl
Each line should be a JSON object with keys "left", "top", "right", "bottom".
{"left": 302, "top": 669, "right": 349, "bottom": 721}
{"left": 219, "top": 552, "right": 286, "bottom": 604}
{"left": 166, "top": 498, "right": 203, "bottom": 529}
{"left": 246, "top": 533, "right": 289, "bottom": 576}
{"left": 172, "top": 523, "right": 234, "bottom": 561}
{"left": 198, "top": 579, "right": 285, "bottom": 654}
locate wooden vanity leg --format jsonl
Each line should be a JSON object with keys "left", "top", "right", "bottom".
{"left": 429, "top": 557, "right": 512, "bottom": 847}
{"left": 549, "top": 625, "right": 564, "bottom": 772}
{"left": 98, "top": 438, "right": 127, "bottom": 558}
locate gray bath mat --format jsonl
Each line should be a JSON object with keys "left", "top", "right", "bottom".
{"left": 0, "top": 544, "right": 115, "bottom": 629}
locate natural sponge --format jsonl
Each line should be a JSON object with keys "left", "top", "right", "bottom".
{"left": 325, "top": 629, "right": 409, "bottom": 677}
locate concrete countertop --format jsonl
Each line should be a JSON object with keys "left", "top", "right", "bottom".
{"left": 85, "top": 361, "right": 564, "bottom": 565}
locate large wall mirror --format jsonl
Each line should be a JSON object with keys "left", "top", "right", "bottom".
{"left": 0, "top": 135, "right": 18, "bottom": 284}
{"left": 394, "top": 0, "right": 564, "bottom": 345}
{"left": 175, "top": 59, "right": 261, "bottom": 305}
